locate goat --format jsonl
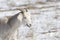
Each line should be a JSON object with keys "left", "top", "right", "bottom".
{"left": 0, "top": 8, "right": 31, "bottom": 40}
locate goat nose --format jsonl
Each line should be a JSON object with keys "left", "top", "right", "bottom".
{"left": 26, "top": 24, "right": 31, "bottom": 27}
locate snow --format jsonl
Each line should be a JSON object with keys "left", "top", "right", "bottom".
{"left": 0, "top": 0, "right": 60, "bottom": 40}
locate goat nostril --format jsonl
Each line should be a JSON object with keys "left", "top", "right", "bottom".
{"left": 26, "top": 24, "right": 31, "bottom": 27}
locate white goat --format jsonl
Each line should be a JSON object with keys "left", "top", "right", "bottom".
{"left": 0, "top": 8, "right": 31, "bottom": 40}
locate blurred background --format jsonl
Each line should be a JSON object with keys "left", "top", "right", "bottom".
{"left": 0, "top": 0, "right": 60, "bottom": 40}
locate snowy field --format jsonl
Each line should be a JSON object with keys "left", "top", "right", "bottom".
{"left": 0, "top": 0, "right": 60, "bottom": 40}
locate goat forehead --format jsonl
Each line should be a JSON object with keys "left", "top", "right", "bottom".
{"left": 23, "top": 12, "right": 31, "bottom": 22}
{"left": 24, "top": 11, "right": 30, "bottom": 15}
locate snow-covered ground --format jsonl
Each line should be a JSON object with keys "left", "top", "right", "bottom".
{"left": 0, "top": 0, "right": 60, "bottom": 40}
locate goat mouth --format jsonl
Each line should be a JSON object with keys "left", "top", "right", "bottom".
{"left": 26, "top": 24, "right": 31, "bottom": 27}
